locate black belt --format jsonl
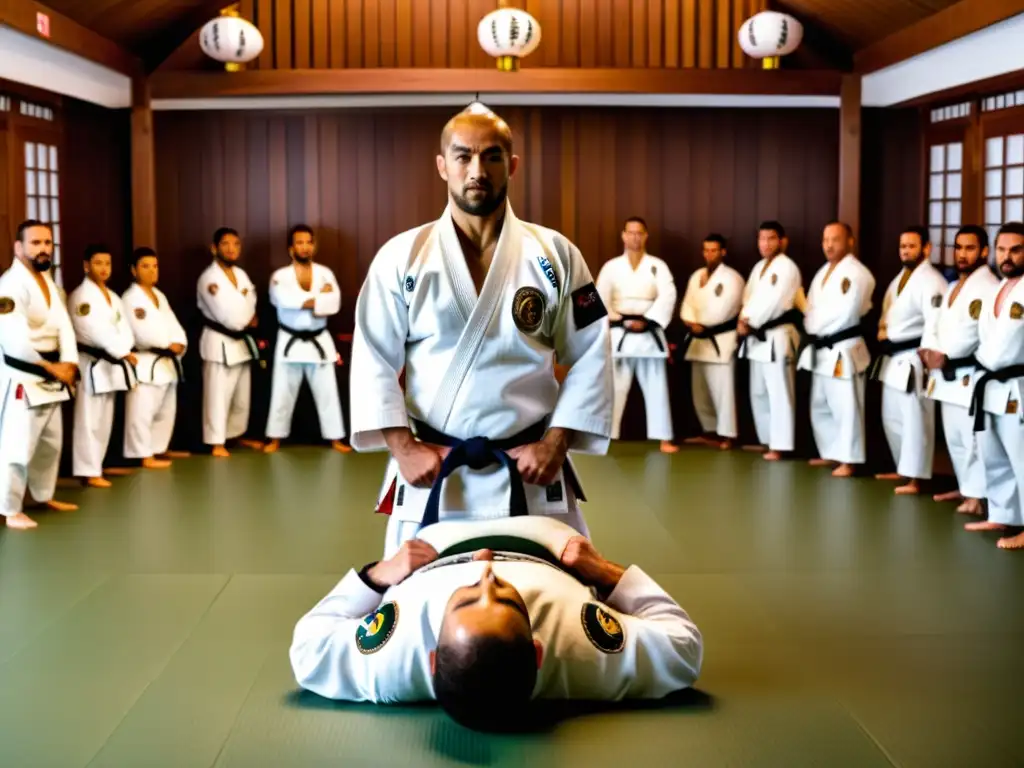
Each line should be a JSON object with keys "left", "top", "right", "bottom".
{"left": 969, "top": 364, "right": 1024, "bottom": 431}
{"left": 940, "top": 354, "right": 977, "bottom": 382}
{"left": 868, "top": 336, "right": 922, "bottom": 383}
{"left": 203, "top": 318, "right": 259, "bottom": 361}
{"left": 799, "top": 323, "right": 865, "bottom": 369}
{"left": 416, "top": 418, "right": 548, "bottom": 527}
{"left": 737, "top": 308, "right": 803, "bottom": 358}
{"left": 140, "top": 348, "right": 184, "bottom": 381}
{"left": 611, "top": 315, "right": 664, "bottom": 353}
{"left": 280, "top": 323, "right": 327, "bottom": 361}
{"left": 78, "top": 344, "right": 136, "bottom": 383}
{"left": 3, "top": 349, "right": 61, "bottom": 381}
{"left": 680, "top": 316, "right": 739, "bottom": 358}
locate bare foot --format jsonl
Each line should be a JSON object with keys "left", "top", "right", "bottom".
{"left": 832, "top": 464, "right": 854, "bottom": 477}
{"left": 159, "top": 450, "right": 190, "bottom": 459}
{"left": 104, "top": 467, "right": 134, "bottom": 477}
{"left": 263, "top": 440, "right": 281, "bottom": 454}
{"left": 238, "top": 439, "right": 264, "bottom": 450}
{"left": 997, "top": 531, "right": 1024, "bottom": 550}
{"left": 684, "top": 436, "right": 712, "bottom": 446}
{"left": 763, "top": 451, "right": 782, "bottom": 461}
{"left": 660, "top": 440, "right": 679, "bottom": 454}
{"left": 809, "top": 458, "right": 833, "bottom": 467}
{"left": 742, "top": 444, "right": 768, "bottom": 453}
{"left": 5, "top": 512, "right": 37, "bottom": 529}
{"left": 83, "top": 477, "right": 112, "bottom": 489}
{"left": 718, "top": 439, "right": 733, "bottom": 450}
{"left": 142, "top": 457, "right": 172, "bottom": 469}
{"left": 332, "top": 441, "right": 353, "bottom": 453}
{"left": 211, "top": 445, "right": 230, "bottom": 458}
{"left": 894, "top": 481, "right": 919, "bottom": 495}
{"left": 956, "top": 498, "right": 984, "bottom": 516}
{"left": 964, "top": 521, "right": 1009, "bottom": 532}
{"left": 875, "top": 473, "right": 901, "bottom": 480}
{"left": 934, "top": 490, "right": 963, "bottom": 503}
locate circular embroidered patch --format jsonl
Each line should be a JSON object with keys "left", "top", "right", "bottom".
{"left": 841, "top": 277, "right": 851, "bottom": 294}
{"left": 581, "top": 603, "right": 624, "bottom": 654}
{"left": 356, "top": 602, "right": 398, "bottom": 655}
{"left": 0, "top": 297, "right": 15, "bottom": 314}
{"left": 77, "top": 303, "right": 91, "bottom": 316}
{"left": 134, "top": 307, "right": 146, "bottom": 319}
{"left": 969, "top": 299, "right": 982, "bottom": 320}
{"left": 714, "top": 283, "right": 723, "bottom": 296}
{"left": 1011, "top": 302, "right": 1023, "bottom": 320}
{"left": 512, "top": 286, "right": 545, "bottom": 332}
{"left": 405, "top": 276, "right": 415, "bottom": 292}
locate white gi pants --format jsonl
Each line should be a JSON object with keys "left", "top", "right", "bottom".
{"left": 749, "top": 360, "right": 796, "bottom": 451}
{"left": 977, "top": 412, "right": 1024, "bottom": 527}
{"left": 881, "top": 385, "right": 935, "bottom": 479}
{"left": 124, "top": 383, "right": 177, "bottom": 459}
{"left": 72, "top": 381, "right": 115, "bottom": 478}
{"left": 611, "top": 357, "right": 673, "bottom": 441}
{"left": 203, "top": 361, "right": 251, "bottom": 445}
{"left": 810, "top": 373, "right": 866, "bottom": 464}
{"left": 265, "top": 361, "right": 345, "bottom": 440}
{"left": 940, "top": 402, "right": 986, "bottom": 499}
{"left": 691, "top": 361, "right": 737, "bottom": 438}
{"left": 0, "top": 388, "right": 62, "bottom": 516}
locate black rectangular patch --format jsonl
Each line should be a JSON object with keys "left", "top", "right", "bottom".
{"left": 396, "top": 484, "right": 405, "bottom": 506}
{"left": 571, "top": 282, "right": 607, "bottom": 329}
{"left": 546, "top": 481, "right": 563, "bottom": 502}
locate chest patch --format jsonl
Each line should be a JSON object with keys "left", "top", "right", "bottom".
{"left": 1011, "top": 302, "right": 1024, "bottom": 320}
{"left": 582, "top": 603, "right": 624, "bottom": 654}
{"left": 513, "top": 286, "right": 545, "bottom": 332}
{"left": 0, "top": 297, "right": 14, "bottom": 314}
{"left": 135, "top": 307, "right": 146, "bottom": 320}
{"left": 77, "top": 303, "right": 91, "bottom": 317}
{"left": 208, "top": 283, "right": 219, "bottom": 296}
{"left": 405, "top": 276, "right": 416, "bottom": 292}
{"left": 931, "top": 294, "right": 942, "bottom": 308}
{"left": 356, "top": 601, "right": 398, "bottom": 655}
{"left": 841, "top": 277, "right": 851, "bottom": 294}
{"left": 771, "top": 273, "right": 777, "bottom": 286}
{"left": 969, "top": 299, "right": 982, "bottom": 320}
{"left": 714, "top": 283, "right": 723, "bottom": 297}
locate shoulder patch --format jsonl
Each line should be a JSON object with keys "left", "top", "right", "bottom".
{"left": 77, "top": 303, "right": 91, "bottom": 316}
{"left": 841, "top": 277, "right": 851, "bottom": 294}
{"left": 582, "top": 603, "right": 624, "bottom": 654}
{"left": 571, "top": 282, "right": 607, "bottom": 330}
{"left": 241, "top": 286, "right": 249, "bottom": 296}
{"left": 1011, "top": 302, "right": 1023, "bottom": 320}
{"left": 969, "top": 299, "right": 982, "bottom": 320}
{"left": 207, "top": 283, "right": 219, "bottom": 296}
{"left": 134, "top": 307, "right": 146, "bottom": 320}
{"left": 512, "top": 286, "right": 545, "bottom": 333}
{"left": 714, "top": 283, "right": 723, "bottom": 297}
{"left": 321, "top": 283, "right": 334, "bottom": 293}
{"left": 931, "top": 293, "right": 942, "bottom": 308}
{"left": 650, "top": 265, "right": 657, "bottom": 276}
{"left": 771, "top": 273, "right": 778, "bottom": 286}
{"left": 356, "top": 601, "right": 398, "bottom": 655}
{"left": 0, "top": 297, "right": 14, "bottom": 314}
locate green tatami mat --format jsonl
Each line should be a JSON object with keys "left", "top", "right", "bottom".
{"left": 1, "top": 444, "right": 1022, "bottom": 767}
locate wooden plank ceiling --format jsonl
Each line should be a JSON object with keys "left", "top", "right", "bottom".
{"left": 40, "top": 0, "right": 965, "bottom": 69}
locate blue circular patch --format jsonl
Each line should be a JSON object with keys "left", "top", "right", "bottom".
{"left": 405, "top": 276, "right": 415, "bottom": 292}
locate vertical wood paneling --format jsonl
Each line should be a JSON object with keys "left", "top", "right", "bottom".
{"left": 664, "top": 0, "right": 679, "bottom": 68}
{"left": 562, "top": 0, "right": 580, "bottom": 68}
{"left": 579, "top": 0, "right": 597, "bottom": 67}
{"left": 312, "top": 0, "right": 329, "bottom": 68}
{"left": 257, "top": 0, "right": 273, "bottom": 69}
{"left": 378, "top": 0, "right": 396, "bottom": 67}
{"left": 275, "top": 0, "right": 292, "bottom": 68}
{"left": 648, "top": 0, "right": 662, "bottom": 68}
{"left": 560, "top": 115, "right": 577, "bottom": 244}
{"left": 430, "top": 0, "right": 449, "bottom": 67}
{"left": 682, "top": 0, "right": 697, "bottom": 68}
{"left": 239, "top": 0, "right": 256, "bottom": 67}
{"left": 716, "top": 0, "right": 731, "bottom": 68}
{"left": 613, "top": 0, "right": 630, "bottom": 67}
{"left": 698, "top": 0, "right": 713, "bottom": 68}
{"left": 395, "top": 0, "right": 412, "bottom": 67}
{"left": 542, "top": 0, "right": 562, "bottom": 67}
{"left": 732, "top": 0, "right": 746, "bottom": 67}
{"left": 346, "top": 0, "right": 362, "bottom": 68}
{"left": 597, "top": 0, "right": 614, "bottom": 66}
{"left": 328, "top": 0, "right": 345, "bottom": 67}
{"left": 363, "top": 0, "right": 379, "bottom": 67}
{"left": 412, "top": 0, "right": 430, "bottom": 67}
{"left": 449, "top": 0, "right": 467, "bottom": 68}
{"left": 293, "top": 0, "right": 311, "bottom": 68}
{"left": 630, "top": 0, "right": 646, "bottom": 68}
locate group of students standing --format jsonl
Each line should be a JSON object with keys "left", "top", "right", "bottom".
{"left": 597, "top": 217, "right": 1024, "bottom": 551}
{"left": 0, "top": 220, "right": 350, "bottom": 530}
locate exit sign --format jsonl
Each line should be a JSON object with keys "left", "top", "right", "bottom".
{"left": 36, "top": 12, "right": 50, "bottom": 38}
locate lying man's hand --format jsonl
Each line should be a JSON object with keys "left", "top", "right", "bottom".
{"left": 560, "top": 536, "right": 626, "bottom": 595}
{"left": 367, "top": 540, "right": 439, "bottom": 588}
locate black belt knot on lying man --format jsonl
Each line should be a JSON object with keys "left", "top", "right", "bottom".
{"left": 416, "top": 418, "right": 549, "bottom": 527}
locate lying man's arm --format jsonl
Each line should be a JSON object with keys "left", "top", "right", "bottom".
{"left": 289, "top": 541, "right": 438, "bottom": 701}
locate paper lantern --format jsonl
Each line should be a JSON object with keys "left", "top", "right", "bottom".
{"left": 200, "top": 11, "right": 263, "bottom": 72}
{"left": 477, "top": 3, "right": 541, "bottom": 72}
{"left": 738, "top": 11, "right": 803, "bottom": 69}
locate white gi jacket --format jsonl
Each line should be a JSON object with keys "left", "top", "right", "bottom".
{"left": 289, "top": 518, "right": 702, "bottom": 703}
{"left": 738, "top": 254, "right": 804, "bottom": 364}
{"left": 122, "top": 283, "right": 188, "bottom": 386}
{"left": 679, "top": 263, "right": 745, "bottom": 363}
{"left": 269, "top": 263, "right": 340, "bottom": 365}
{"left": 196, "top": 261, "right": 258, "bottom": 366}
{"left": 925, "top": 267, "right": 999, "bottom": 408}
{"left": 874, "top": 261, "right": 949, "bottom": 394}
{"left": 975, "top": 276, "right": 1024, "bottom": 418}
{"left": 0, "top": 258, "right": 78, "bottom": 407}
{"left": 797, "top": 255, "right": 876, "bottom": 379}
{"left": 596, "top": 253, "right": 677, "bottom": 359}
{"left": 350, "top": 202, "right": 613, "bottom": 523}
{"left": 68, "top": 278, "right": 137, "bottom": 394}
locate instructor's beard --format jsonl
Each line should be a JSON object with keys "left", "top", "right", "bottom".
{"left": 293, "top": 254, "right": 312, "bottom": 265}
{"left": 1000, "top": 260, "right": 1024, "bottom": 278}
{"left": 956, "top": 258, "right": 982, "bottom": 275}
{"left": 31, "top": 256, "right": 52, "bottom": 272}
{"left": 452, "top": 182, "right": 507, "bottom": 217}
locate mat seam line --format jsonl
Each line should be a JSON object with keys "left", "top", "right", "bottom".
{"left": 836, "top": 695, "right": 903, "bottom": 768}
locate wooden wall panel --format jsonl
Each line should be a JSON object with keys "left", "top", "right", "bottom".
{"left": 244, "top": 0, "right": 756, "bottom": 70}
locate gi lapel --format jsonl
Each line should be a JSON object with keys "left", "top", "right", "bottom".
{"left": 427, "top": 202, "right": 523, "bottom": 430}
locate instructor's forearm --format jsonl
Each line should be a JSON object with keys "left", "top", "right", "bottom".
{"left": 595, "top": 561, "right": 627, "bottom": 597}
{"left": 543, "top": 427, "right": 571, "bottom": 452}
{"left": 382, "top": 427, "right": 417, "bottom": 455}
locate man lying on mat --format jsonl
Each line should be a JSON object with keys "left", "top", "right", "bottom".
{"left": 289, "top": 516, "right": 702, "bottom": 732}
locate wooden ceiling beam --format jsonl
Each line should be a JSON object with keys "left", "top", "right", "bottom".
{"left": 150, "top": 67, "right": 844, "bottom": 99}
{"left": 0, "top": 0, "right": 140, "bottom": 77}
{"left": 145, "top": 0, "right": 233, "bottom": 73}
{"left": 855, "top": 0, "right": 1024, "bottom": 74}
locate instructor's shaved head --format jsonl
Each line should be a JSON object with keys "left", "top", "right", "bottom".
{"left": 437, "top": 104, "right": 518, "bottom": 218}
